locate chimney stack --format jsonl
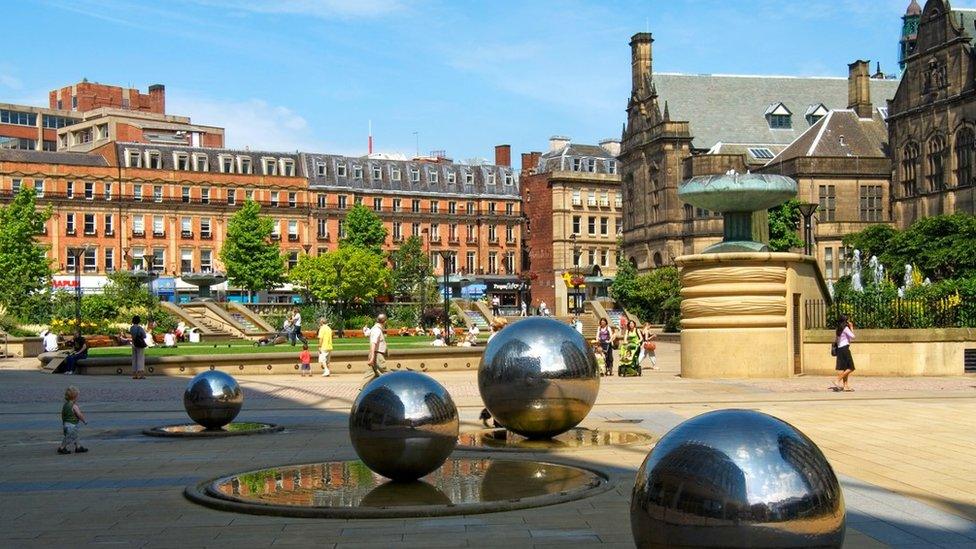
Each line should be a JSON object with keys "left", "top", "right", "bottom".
{"left": 847, "top": 60, "right": 873, "bottom": 119}
{"left": 629, "top": 32, "right": 653, "bottom": 94}
{"left": 521, "top": 151, "right": 542, "bottom": 176}
{"left": 148, "top": 84, "right": 166, "bottom": 114}
{"left": 548, "top": 135, "right": 570, "bottom": 152}
{"left": 494, "top": 144, "right": 511, "bottom": 167}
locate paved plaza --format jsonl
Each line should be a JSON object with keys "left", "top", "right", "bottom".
{"left": 2, "top": 341, "right": 976, "bottom": 548}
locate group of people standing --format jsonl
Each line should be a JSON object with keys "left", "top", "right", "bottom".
{"left": 595, "top": 318, "right": 658, "bottom": 377}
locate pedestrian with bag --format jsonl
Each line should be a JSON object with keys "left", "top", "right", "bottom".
{"left": 832, "top": 314, "right": 856, "bottom": 392}
{"left": 596, "top": 318, "right": 614, "bottom": 376}
{"left": 129, "top": 315, "right": 148, "bottom": 380}
{"left": 638, "top": 322, "right": 659, "bottom": 370}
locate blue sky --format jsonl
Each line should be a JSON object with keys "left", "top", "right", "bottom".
{"left": 0, "top": 0, "right": 952, "bottom": 165}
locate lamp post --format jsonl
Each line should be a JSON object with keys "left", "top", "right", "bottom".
{"left": 144, "top": 255, "right": 157, "bottom": 328}
{"left": 335, "top": 262, "right": 344, "bottom": 338}
{"left": 797, "top": 202, "right": 819, "bottom": 257}
{"left": 421, "top": 228, "right": 429, "bottom": 329}
{"left": 438, "top": 251, "right": 452, "bottom": 345}
{"left": 568, "top": 233, "right": 577, "bottom": 315}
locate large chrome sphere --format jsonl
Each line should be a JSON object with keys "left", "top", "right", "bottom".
{"left": 631, "top": 409, "right": 845, "bottom": 548}
{"left": 349, "top": 371, "right": 459, "bottom": 482}
{"left": 478, "top": 317, "right": 599, "bottom": 439}
{"left": 183, "top": 371, "right": 244, "bottom": 429}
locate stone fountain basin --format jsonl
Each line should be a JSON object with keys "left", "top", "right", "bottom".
{"left": 181, "top": 273, "right": 228, "bottom": 285}
{"left": 678, "top": 174, "right": 797, "bottom": 212}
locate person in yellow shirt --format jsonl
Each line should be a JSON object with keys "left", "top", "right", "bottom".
{"left": 317, "top": 318, "right": 333, "bottom": 377}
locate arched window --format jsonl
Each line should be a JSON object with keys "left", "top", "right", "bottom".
{"left": 652, "top": 252, "right": 663, "bottom": 268}
{"left": 901, "top": 142, "right": 919, "bottom": 197}
{"left": 927, "top": 135, "right": 947, "bottom": 191}
{"left": 956, "top": 128, "right": 975, "bottom": 187}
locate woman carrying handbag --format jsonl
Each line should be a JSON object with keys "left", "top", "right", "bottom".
{"left": 832, "top": 314, "right": 856, "bottom": 392}
{"left": 638, "top": 322, "right": 659, "bottom": 371}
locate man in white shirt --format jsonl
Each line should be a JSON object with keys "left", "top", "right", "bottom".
{"left": 42, "top": 330, "right": 59, "bottom": 353}
{"left": 364, "top": 313, "right": 389, "bottom": 385}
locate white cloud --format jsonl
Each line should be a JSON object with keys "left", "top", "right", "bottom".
{"left": 192, "top": 0, "right": 408, "bottom": 19}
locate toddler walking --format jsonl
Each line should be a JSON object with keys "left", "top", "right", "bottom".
{"left": 58, "top": 386, "right": 88, "bottom": 454}
{"left": 298, "top": 343, "right": 312, "bottom": 377}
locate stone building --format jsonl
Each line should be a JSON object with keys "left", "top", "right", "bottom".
{"left": 619, "top": 33, "right": 899, "bottom": 271}
{"left": 520, "top": 137, "right": 622, "bottom": 316}
{"left": 888, "top": 0, "right": 976, "bottom": 226}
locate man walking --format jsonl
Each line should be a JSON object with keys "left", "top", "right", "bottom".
{"left": 318, "top": 318, "right": 333, "bottom": 377}
{"left": 364, "top": 313, "right": 388, "bottom": 386}
{"left": 290, "top": 308, "right": 307, "bottom": 346}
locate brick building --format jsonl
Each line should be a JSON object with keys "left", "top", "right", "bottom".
{"left": 520, "top": 137, "right": 622, "bottom": 316}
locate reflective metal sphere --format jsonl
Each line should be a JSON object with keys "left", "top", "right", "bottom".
{"left": 478, "top": 317, "right": 599, "bottom": 439}
{"left": 631, "top": 409, "right": 845, "bottom": 548}
{"left": 349, "top": 371, "right": 459, "bottom": 482}
{"left": 183, "top": 371, "right": 244, "bottom": 429}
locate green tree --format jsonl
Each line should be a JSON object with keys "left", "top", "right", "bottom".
{"left": 102, "top": 270, "right": 157, "bottom": 310}
{"left": 341, "top": 204, "right": 387, "bottom": 251}
{"left": 842, "top": 224, "right": 897, "bottom": 260}
{"left": 219, "top": 200, "right": 285, "bottom": 298}
{"left": 390, "top": 236, "right": 432, "bottom": 299}
{"left": 0, "top": 187, "right": 53, "bottom": 320}
{"left": 767, "top": 199, "right": 803, "bottom": 252}
{"left": 289, "top": 246, "right": 391, "bottom": 304}
{"left": 884, "top": 213, "right": 976, "bottom": 281}
{"left": 634, "top": 266, "right": 682, "bottom": 331}
{"left": 609, "top": 254, "right": 639, "bottom": 305}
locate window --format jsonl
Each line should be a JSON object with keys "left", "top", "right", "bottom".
{"left": 466, "top": 252, "right": 476, "bottom": 274}
{"left": 506, "top": 225, "right": 515, "bottom": 243}
{"left": 271, "top": 221, "right": 281, "bottom": 239}
{"left": 600, "top": 191, "right": 609, "bottom": 207}
{"left": 505, "top": 203, "right": 514, "bottom": 216}
{"left": 201, "top": 187, "right": 210, "bottom": 204}
{"left": 431, "top": 253, "right": 439, "bottom": 271}
{"left": 151, "top": 249, "right": 164, "bottom": 271}
{"left": 927, "top": 135, "right": 947, "bottom": 191}
{"left": 200, "top": 250, "right": 212, "bottom": 273}
{"left": 818, "top": 185, "right": 836, "bottom": 222}
{"left": 600, "top": 217, "right": 609, "bottom": 236}
{"left": 83, "top": 248, "right": 97, "bottom": 273}
{"left": 336, "top": 163, "right": 347, "bottom": 178}
{"left": 607, "top": 160, "right": 617, "bottom": 174}
{"left": 147, "top": 151, "right": 162, "bottom": 169}
{"left": 125, "top": 149, "right": 142, "bottom": 167}
{"left": 956, "top": 128, "right": 975, "bottom": 186}
{"left": 573, "top": 248, "right": 581, "bottom": 266}
{"left": 391, "top": 166, "right": 401, "bottom": 181}
{"left": 153, "top": 185, "right": 162, "bottom": 202}
{"left": 430, "top": 201, "right": 439, "bottom": 213}
{"left": 449, "top": 224, "right": 458, "bottom": 242}
{"left": 488, "top": 225, "right": 497, "bottom": 242}
{"left": 748, "top": 148, "right": 775, "bottom": 160}
{"left": 104, "top": 214, "right": 114, "bottom": 235}
{"left": 201, "top": 218, "right": 212, "bottom": 239}
{"left": 392, "top": 222, "right": 402, "bottom": 241}
{"left": 352, "top": 165, "right": 362, "bottom": 179}
{"left": 288, "top": 192, "right": 297, "bottom": 208}
{"left": 447, "top": 171, "right": 456, "bottom": 184}
{"left": 467, "top": 224, "right": 476, "bottom": 242}
{"left": 288, "top": 220, "right": 299, "bottom": 241}
{"left": 71, "top": 95, "right": 77, "bottom": 109}
{"left": 131, "top": 247, "right": 145, "bottom": 269}
{"left": 572, "top": 216, "right": 581, "bottom": 234}
{"left": 588, "top": 216, "right": 596, "bottom": 235}
{"left": 43, "top": 140, "right": 55, "bottom": 151}
{"left": 488, "top": 252, "right": 497, "bottom": 274}
{"left": 43, "top": 115, "right": 77, "bottom": 129}
{"left": 281, "top": 159, "right": 295, "bottom": 177}
{"left": 825, "top": 247, "right": 834, "bottom": 280}
{"left": 288, "top": 251, "right": 299, "bottom": 270}
{"left": 466, "top": 201, "right": 475, "bottom": 214}
{"left": 505, "top": 173, "right": 514, "bottom": 185}
{"left": 354, "top": 196, "right": 363, "bottom": 207}
{"left": 239, "top": 157, "right": 252, "bottom": 174}
{"left": 372, "top": 165, "right": 382, "bottom": 180}
{"left": 227, "top": 189, "right": 236, "bottom": 205}
{"left": 338, "top": 195, "right": 347, "bottom": 209}
{"left": 430, "top": 223, "right": 440, "bottom": 241}
{"left": 193, "top": 154, "right": 209, "bottom": 172}
{"left": 464, "top": 171, "right": 474, "bottom": 184}
{"left": 486, "top": 172, "right": 496, "bottom": 185}
{"left": 429, "top": 170, "right": 438, "bottom": 184}
{"left": 601, "top": 249, "right": 609, "bottom": 267}
{"left": 105, "top": 248, "right": 114, "bottom": 272}
{"left": 66, "top": 181, "right": 74, "bottom": 199}
{"left": 104, "top": 182, "right": 111, "bottom": 201}
{"left": 373, "top": 197, "right": 382, "bottom": 211}
{"left": 84, "top": 181, "right": 94, "bottom": 200}
{"left": 614, "top": 192, "right": 622, "bottom": 208}
{"left": 769, "top": 114, "right": 792, "bottom": 129}
{"left": 588, "top": 249, "right": 596, "bottom": 266}
{"left": 572, "top": 190, "right": 582, "bottom": 206}
{"left": 412, "top": 199, "right": 420, "bottom": 213}
{"left": 0, "top": 110, "right": 37, "bottom": 126}
{"left": 132, "top": 215, "right": 144, "bottom": 236}
{"left": 317, "top": 218, "right": 328, "bottom": 238}
{"left": 181, "top": 250, "right": 193, "bottom": 273}
{"left": 587, "top": 192, "right": 597, "bottom": 206}
{"left": 488, "top": 203, "right": 496, "bottom": 215}
{"left": 573, "top": 158, "right": 582, "bottom": 171}
{"left": 270, "top": 192, "right": 280, "bottom": 208}
{"left": 448, "top": 201, "right": 457, "bottom": 214}
{"left": 11, "top": 178, "right": 21, "bottom": 194}
{"left": 393, "top": 198, "right": 401, "bottom": 212}
{"left": 505, "top": 251, "right": 515, "bottom": 273}
{"left": 316, "top": 193, "right": 326, "bottom": 208}
{"left": 219, "top": 155, "right": 234, "bottom": 173}
{"left": 84, "top": 214, "right": 95, "bottom": 235}
{"left": 182, "top": 186, "right": 191, "bottom": 203}
{"left": 174, "top": 153, "right": 190, "bottom": 171}
{"left": 65, "top": 250, "right": 76, "bottom": 272}
{"left": 153, "top": 215, "right": 165, "bottom": 236}
{"left": 901, "top": 142, "right": 919, "bottom": 197}
{"left": 412, "top": 222, "right": 421, "bottom": 237}
{"left": 263, "top": 158, "right": 278, "bottom": 175}
{"left": 410, "top": 168, "right": 420, "bottom": 183}
{"left": 245, "top": 189, "right": 254, "bottom": 201}
{"left": 859, "top": 185, "right": 883, "bottom": 222}
{"left": 616, "top": 219, "right": 622, "bottom": 235}
{"left": 317, "top": 162, "right": 327, "bottom": 177}
{"left": 181, "top": 217, "right": 192, "bottom": 238}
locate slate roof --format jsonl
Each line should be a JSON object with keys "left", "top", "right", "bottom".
{"left": 115, "top": 142, "right": 300, "bottom": 172}
{"left": 302, "top": 153, "right": 519, "bottom": 199}
{"left": 537, "top": 143, "right": 619, "bottom": 175}
{"left": 652, "top": 73, "right": 899, "bottom": 151}
{"left": 0, "top": 148, "right": 108, "bottom": 167}
{"left": 770, "top": 109, "right": 889, "bottom": 163}
{"left": 954, "top": 9, "right": 976, "bottom": 46}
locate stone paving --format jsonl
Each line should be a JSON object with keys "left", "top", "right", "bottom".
{"left": 1, "top": 341, "right": 975, "bottom": 548}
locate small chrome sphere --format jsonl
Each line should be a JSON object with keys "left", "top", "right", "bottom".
{"left": 630, "top": 409, "right": 845, "bottom": 548}
{"left": 349, "top": 371, "right": 459, "bottom": 482}
{"left": 183, "top": 371, "right": 243, "bottom": 429}
{"left": 478, "top": 317, "right": 599, "bottom": 439}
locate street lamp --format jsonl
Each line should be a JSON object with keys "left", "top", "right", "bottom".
{"left": 568, "top": 233, "right": 577, "bottom": 315}
{"left": 572, "top": 244, "right": 582, "bottom": 315}
{"left": 335, "top": 262, "right": 344, "bottom": 338}
{"left": 71, "top": 244, "right": 94, "bottom": 338}
{"left": 437, "top": 250, "right": 452, "bottom": 345}
{"left": 421, "top": 228, "right": 429, "bottom": 329}
{"left": 797, "top": 202, "right": 819, "bottom": 256}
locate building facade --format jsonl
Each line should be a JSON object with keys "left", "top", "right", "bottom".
{"left": 889, "top": 0, "right": 976, "bottom": 226}
{"left": 619, "top": 32, "right": 899, "bottom": 271}
{"left": 520, "top": 137, "right": 622, "bottom": 316}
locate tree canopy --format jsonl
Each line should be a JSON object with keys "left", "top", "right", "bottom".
{"left": 767, "top": 199, "right": 803, "bottom": 252}
{"left": 341, "top": 204, "right": 387, "bottom": 251}
{"left": 219, "top": 200, "right": 285, "bottom": 295}
{"left": 390, "top": 235, "right": 432, "bottom": 299}
{"left": 0, "top": 187, "right": 53, "bottom": 320}
{"left": 610, "top": 259, "right": 682, "bottom": 332}
{"left": 289, "top": 245, "right": 390, "bottom": 304}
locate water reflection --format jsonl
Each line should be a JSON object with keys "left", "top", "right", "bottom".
{"left": 209, "top": 458, "right": 602, "bottom": 509}
{"left": 458, "top": 427, "right": 652, "bottom": 450}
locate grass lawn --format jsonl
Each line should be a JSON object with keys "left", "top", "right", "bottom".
{"left": 86, "top": 335, "right": 483, "bottom": 358}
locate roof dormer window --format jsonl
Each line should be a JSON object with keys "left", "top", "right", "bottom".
{"left": 146, "top": 150, "right": 161, "bottom": 169}
{"left": 174, "top": 152, "right": 190, "bottom": 171}
{"left": 280, "top": 158, "right": 295, "bottom": 177}
{"left": 765, "top": 103, "right": 793, "bottom": 129}
{"left": 429, "top": 170, "right": 438, "bottom": 184}
{"left": 336, "top": 162, "right": 347, "bottom": 178}
{"left": 317, "top": 162, "right": 327, "bottom": 176}
{"left": 218, "top": 154, "right": 234, "bottom": 173}
{"left": 192, "top": 153, "right": 209, "bottom": 172}
{"left": 125, "top": 149, "right": 142, "bottom": 168}
{"left": 238, "top": 156, "right": 252, "bottom": 174}
{"left": 262, "top": 157, "right": 278, "bottom": 176}
{"left": 805, "top": 104, "right": 829, "bottom": 126}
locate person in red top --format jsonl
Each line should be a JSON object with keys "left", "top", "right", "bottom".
{"left": 298, "top": 343, "right": 312, "bottom": 377}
